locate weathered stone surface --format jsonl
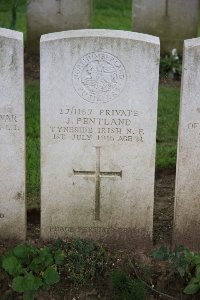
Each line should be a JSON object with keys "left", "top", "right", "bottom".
{"left": 0, "top": 28, "right": 26, "bottom": 240}
{"left": 41, "top": 30, "right": 160, "bottom": 249}
{"left": 27, "top": 0, "right": 92, "bottom": 53}
{"left": 173, "top": 38, "right": 200, "bottom": 250}
{"left": 132, "top": 0, "right": 199, "bottom": 54}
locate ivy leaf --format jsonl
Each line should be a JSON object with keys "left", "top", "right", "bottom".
{"left": 29, "top": 248, "right": 53, "bottom": 272}
{"left": 29, "top": 257, "right": 44, "bottom": 273}
{"left": 193, "top": 254, "right": 200, "bottom": 265}
{"left": 189, "top": 277, "right": 199, "bottom": 284}
{"left": 44, "top": 267, "right": 60, "bottom": 285}
{"left": 152, "top": 245, "right": 169, "bottom": 261}
{"left": 13, "top": 244, "right": 37, "bottom": 261}
{"left": 12, "top": 273, "right": 43, "bottom": 292}
{"left": 2, "top": 256, "right": 23, "bottom": 276}
{"left": 184, "top": 283, "right": 200, "bottom": 295}
{"left": 177, "top": 266, "right": 186, "bottom": 277}
{"left": 196, "top": 266, "right": 200, "bottom": 280}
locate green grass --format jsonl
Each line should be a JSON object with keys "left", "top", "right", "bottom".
{"left": 156, "top": 86, "right": 180, "bottom": 169}
{"left": 0, "top": 0, "right": 132, "bottom": 38}
{"left": 1, "top": 0, "right": 199, "bottom": 39}
{"left": 0, "top": 0, "right": 27, "bottom": 38}
{"left": 92, "top": 0, "right": 132, "bottom": 30}
{"left": 26, "top": 82, "right": 40, "bottom": 208}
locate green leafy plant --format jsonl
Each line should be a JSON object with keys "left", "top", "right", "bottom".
{"left": 160, "top": 49, "right": 182, "bottom": 80}
{"left": 152, "top": 245, "right": 200, "bottom": 295}
{"left": 152, "top": 245, "right": 189, "bottom": 276}
{"left": 54, "top": 238, "right": 112, "bottom": 284}
{"left": 110, "top": 270, "right": 147, "bottom": 300}
{"left": 1, "top": 243, "right": 64, "bottom": 300}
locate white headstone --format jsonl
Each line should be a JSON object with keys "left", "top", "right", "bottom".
{"left": 27, "top": 0, "right": 92, "bottom": 54}
{"left": 173, "top": 37, "right": 200, "bottom": 250}
{"left": 132, "top": 0, "right": 199, "bottom": 54}
{"left": 41, "top": 30, "right": 159, "bottom": 249}
{"left": 0, "top": 28, "right": 26, "bottom": 240}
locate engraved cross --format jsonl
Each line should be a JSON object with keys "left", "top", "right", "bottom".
{"left": 73, "top": 147, "right": 122, "bottom": 221}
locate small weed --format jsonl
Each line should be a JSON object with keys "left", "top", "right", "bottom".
{"left": 1, "top": 243, "right": 64, "bottom": 300}
{"left": 153, "top": 245, "right": 200, "bottom": 295}
{"left": 110, "top": 269, "right": 147, "bottom": 300}
{"left": 160, "top": 49, "right": 182, "bottom": 80}
{"left": 54, "top": 238, "right": 113, "bottom": 285}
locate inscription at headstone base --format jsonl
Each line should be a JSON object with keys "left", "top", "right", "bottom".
{"left": 173, "top": 37, "right": 200, "bottom": 250}
{"left": 0, "top": 28, "right": 26, "bottom": 240}
{"left": 132, "top": 0, "right": 199, "bottom": 54}
{"left": 41, "top": 30, "right": 160, "bottom": 249}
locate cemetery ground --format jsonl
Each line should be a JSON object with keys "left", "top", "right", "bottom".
{"left": 0, "top": 81, "right": 190, "bottom": 299}
{"left": 1, "top": 0, "right": 199, "bottom": 299}
{"left": 1, "top": 58, "right": 190, "bottom": 299}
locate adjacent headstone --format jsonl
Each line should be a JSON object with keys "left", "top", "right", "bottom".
{"left": 173, "top": 38, "right": 200, "bottom": 250}
{"left": 27, "top": 0, "right": 92, "bottom": 54}
{"left": 41, "top": 30, "right": 160, "bottom": 249}
{"left": 0, "top": 28, "right": 26, "bottom": 240}
{"left": 132, "top": 0, "right": 199, "bottom": 54}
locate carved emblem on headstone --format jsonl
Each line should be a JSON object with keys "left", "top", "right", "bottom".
{"left": 72, "top": 52, "right": 126, "bottom": 103}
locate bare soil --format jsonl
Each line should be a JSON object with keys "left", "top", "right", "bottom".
{"left": 154, "top": 168, "right": 175, "bottom": 246}
{"left": 25, "top": 50, "right": 40, "bottom": 82}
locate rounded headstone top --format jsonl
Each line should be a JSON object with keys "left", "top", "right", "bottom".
{"left": 184, "top": 37, "right": 200, "bottom": 49}
{"left": 40, "top": 29, "right": 160, "bottom": 45}
{"left": 0, "top": 28, "right": 23, "bottom": 41}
